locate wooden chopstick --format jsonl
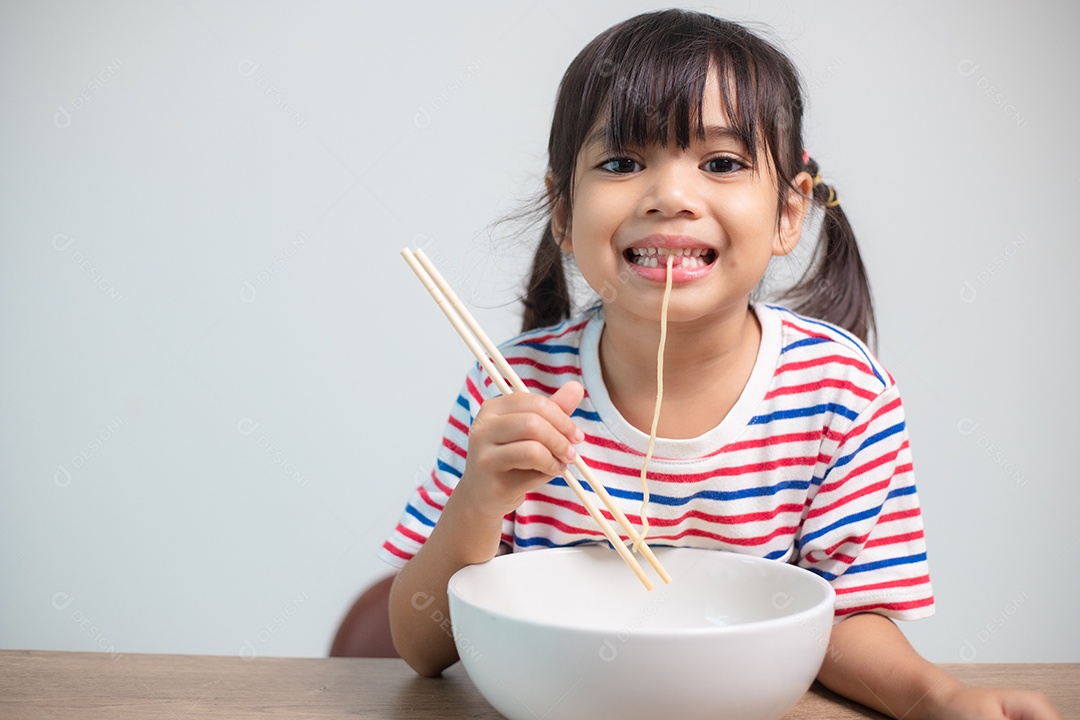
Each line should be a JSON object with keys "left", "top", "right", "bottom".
{"left": 401, "top": 247, "right": 671, "bottom": 589}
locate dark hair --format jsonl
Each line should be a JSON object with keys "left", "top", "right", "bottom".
{"left": 521, "top": 9, "right": 876, "bottom": 345}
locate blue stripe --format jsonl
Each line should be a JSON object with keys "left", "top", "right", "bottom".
{"left": 405, "top": 504, "right": 436, "bottom": 527}
{"left": 886, "top": 484, "right": 917, "bottom": 501}
{"left": 798, "top": 484, "right": 918, "bottom": 549}
{"left": 550, "top": 475, "right": 810, "bottom": 505}
{"left": 799, "top": 505, "right": 879, "bottom": 547}
{"left": 769, "top": 305, "right": 885, "bottom": 386}
{"left": 455, "top": 394, "right": 470, "bottom": 412}
{"left": 820, "top": 420, "right": 906, "bottom": 483}
{"left": 572, "top": 408, "right": 601, "bottom": 422}
{"left": 750, "top": 403, "right": 859, "bottom": 425}
{"left": 514, "top": 535, "right": 599, "bottom": 549}
{"left": 845, "top": 551, "right": 927, "bottom": 575}
{"left": 436, "top": 458, "right": 462, "bottom": 479}
{"left": 781, "top": 336, "right": 830, "bottom": 353}
{"left": 517, "top": 342, "right": 580, "bottom": 355}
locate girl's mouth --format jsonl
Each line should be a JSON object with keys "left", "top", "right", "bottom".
{"left": 624, "top": 247, "right": 717, "bottom": 269}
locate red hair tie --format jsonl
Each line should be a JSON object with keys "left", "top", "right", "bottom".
{"left": 801, "top": 148, "right": 810, "bottom": 166}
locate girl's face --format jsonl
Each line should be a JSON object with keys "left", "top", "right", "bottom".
{"left": 555, "top": 72, "right": 811, "bottom": 328}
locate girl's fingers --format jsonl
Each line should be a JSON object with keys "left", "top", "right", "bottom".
{"left": 482, "top": 440, "right": 569, "bottom": 478}
{"left": 481, "top": 411, "right": 578, "bottom": 466}
{"left": 549, "top": 381, "right": 586, "bottom": 437}
{"left": 481, "top": 391, "right": 585, "bottom": 447}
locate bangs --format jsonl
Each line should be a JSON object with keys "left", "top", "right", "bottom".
{"left": 555, "top": 10, "right": 803, "bottom": 173}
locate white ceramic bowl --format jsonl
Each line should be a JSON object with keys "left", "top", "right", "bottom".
{"left": 447, "top": 546, "right": 835, "bottom": 720}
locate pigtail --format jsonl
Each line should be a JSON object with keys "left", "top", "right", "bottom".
{"left": 781, "top": 156, "right": 877, "bottom": 349}
{"left": 521, "top": 226, "right": 571, "bottom": 332}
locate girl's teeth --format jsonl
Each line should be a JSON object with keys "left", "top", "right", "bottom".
{"left": 630, "top": 249, "right": 712, "bottom": 268}
{"left": 628, "top": 251, "right": 709, "bottom": 268}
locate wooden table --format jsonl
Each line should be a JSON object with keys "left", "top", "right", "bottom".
{"left": 0, "top": 650, "right": 1075, "bottom": 719}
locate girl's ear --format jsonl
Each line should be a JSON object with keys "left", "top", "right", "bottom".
{"left": 545, "top": 172, "right": 573, "bottom": 252}
{"left": 774, "top": 171, "right": 814, "bottom": 257}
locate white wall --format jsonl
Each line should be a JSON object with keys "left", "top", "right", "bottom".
{"left": 2, "top": 0, "right": 1076, "bottom": 663}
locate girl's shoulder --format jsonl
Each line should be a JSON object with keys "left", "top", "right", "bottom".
{"left": 759, "top": 303, "right": 894, "bottom": 395}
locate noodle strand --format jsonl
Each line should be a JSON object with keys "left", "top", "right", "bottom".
{"left": 633, "top": 254, "right": 673, "bottom": 553}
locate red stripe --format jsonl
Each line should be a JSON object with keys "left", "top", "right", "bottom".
{"left": 398, "top": 525, "right": 427, "bottom": 545}
{"left": 806, "top": 477, "right": 891, "bottom": 520}
{"left": 515, "top": 516, "right": 799, "bottom": 548}
{"left": 581, "top": 432, "right": 638, "bottom": 455}
{"left": 707, "top": 429, "right": 840, "bottom": 457}
{"left": 765, "top": 378, "right": 877, "bottom": 403}
{"left": 818, "top": 445, "right": 902, "bottom": 495}
{"left": 381, "top": 540, "right": 412, "bottom": 561}
{"left": 818, "top": 533, "right": 871, "bottom": 559}
{"left": 776, "top": 354, "right": 877, "bottom": 381}
{"left": 865, "top": 530, "right": 925, "bottom": 549}
{"left": 582, "top": 428, "right": 843, "bottom": 461}
{"left": 508, "top": 356, "right": 582, "bottom": 376}
{"left": 516, "top": 502, "right": 799, "bottom": 547}
{"left": 431, "top": 472, "right": 454, "bottom": 497}
{"left": 515, "top": 513, "right": 604, "bottom": 538}
{"left": 582, "top": 453, "right": 817, "bottom": 484}
{"left": 879, "top": 507, "right": 921, "bottom": 524}
{"left": 522, "top": 377, "right": 559, "bottom": 395}
{"left": 839, "top": 398, "right": 903, "bottom": 446}
{"left": 781, "top": 319, "right": 831, "bottom": 341}
{"left": 465, "top": 375, "right": 485, "bottom": 405}
{"left": 417, "top": 484, "right": 444, "bottom": 512}
{"left": 648, "top": 523, "right": 800, "bottom": 547}
{"left": 834, "top": 574, "right": 931, "bottom": 595}
{"left": 835, "top": 595, "right": 934, "bottom": 617}
{"left": 521, "top": 319, "right": 590, "bottom": 345}
{"left": 447, "top": 415, "right": 469, "bottom": 436}
{"left": 527, "top": 490, "right": 804, "bottom": 527}
{"left": 441, "top": 437, "right": 466, "bottom": 460}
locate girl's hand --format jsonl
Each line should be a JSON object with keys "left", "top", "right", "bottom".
{"left": 931, "top": 684, "right": 1062, "bottom": 720}
{"left": 456, "top": 381, "right": 585, "bottom": 520}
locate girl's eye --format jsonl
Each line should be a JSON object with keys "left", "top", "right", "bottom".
{"left": 703, "top": 156, "right": 745, "bottom": 174}
{"left": 599, "top": 158, "right": 641, "bottom": 174}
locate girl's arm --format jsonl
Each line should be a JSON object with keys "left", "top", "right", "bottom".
{"left": 818, "top": 612, "right": 1061, "bottom": 720}
{"left": 388, "top": 381, "right": 585, "bottom": 677}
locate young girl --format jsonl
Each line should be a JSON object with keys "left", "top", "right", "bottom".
{"left": 381, "top": 10, "right": 1060, "bottom": 719}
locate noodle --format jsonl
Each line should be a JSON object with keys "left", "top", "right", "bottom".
{"left": 633, "top": 254, "right": 673, "bottom": 554}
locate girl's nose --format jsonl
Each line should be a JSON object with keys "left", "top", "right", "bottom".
{"left": 640, "top": 159, "right": 704, "bottom": 218}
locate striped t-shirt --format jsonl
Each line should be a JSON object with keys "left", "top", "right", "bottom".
{"left": 379, "top": 304, "right": 935, "bottom": 620}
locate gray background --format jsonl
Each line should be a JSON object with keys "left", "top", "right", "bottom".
{"left": 2, "top": 0, "right": 1077, "bottom": 663}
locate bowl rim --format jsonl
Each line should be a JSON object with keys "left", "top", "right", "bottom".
{"left": 447, "top": 545, "right": 837, "bottom": 638}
